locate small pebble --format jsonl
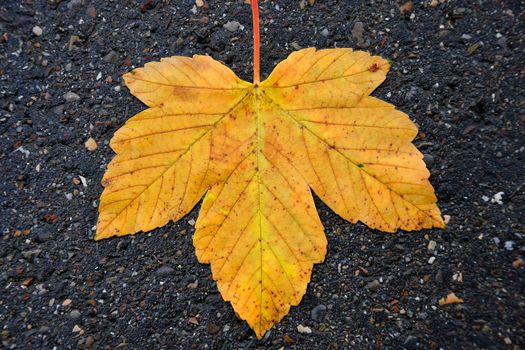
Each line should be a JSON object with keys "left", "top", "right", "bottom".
{"left": 68, "top": 35, "right": 82, "bottom": 51}
{"left": 223, "top": 21, "right": 241, "bottom": 32}
{"left": 156, "top": 265, "right": 175, "bottom": 276}
{"left": 351, "top": 22, "right": 365, "bottom": 46}
{"left": 67, "top": 0, "right": 82, "bottom": 10}
{"left": 32, "top": 26, "right": 43, "bottom": 36}
{"left": 427, "top": 240, "right": 437, "bottom": 251}
{"left": 320, "top": 28, "right": 329, "bottom": 37}
{"left": 428, "top": 256, "right": 436, "bottom": 264}
{"left": 512, "top": 258, "right": 523, "bottom": 269}
{"left": 291, "top": 42, "right": 302, "bottom": 50}
{"left": 187, "top": 280, "right": 199, "bottom": 289}
{"left": 468, "top": 42, "right": 481, "bottom": 55}
{"left": 504, "top": 241, "right": 514, "bottom": 251}
{"left": 69, "top": 309, "right": 81, "bottom": 320}
{"left": 491, "top": 192, "right": 504, "bottom": 205}
{"left": 207, "top": 322, "right": 220, "bottom": 335}
{"left": 22, "top": 249, "right": 42, "bottom": 260}
{"left": 84, "top": 138, "right": 98, "bottom": 152}
{"left": 452, "top": 272, "right": 463, "bottom": 282}
{"left": 103, "top": 50, "right": 120, "bottom": 64}
{"left": 85, "top": 336, "right": 95, "bottom": 348}
{"left": 310, "top": 304, "right": 327, "bottom": 322}
{"left": 297, "top": 324, "right": 312, "bottom": 334}
{"left": 423, "top": 153, "right": 434, "bottom": 167}
{"left": 86, "top": 6, "right": 97, "bottom": 19}
{"left": 284, "top": 334, "right": 295, "bottom": 344}
{"left": 79, "top": 175, "right": 88, "bottom": 188}
{"left": 63, "top": 92, "right": 80, "bottom": 102}
{"left": 366, "top": 279, "right": 381, "bottom": 291}
{"left": 35, "top": 231, "right": 51, "bottom": 243}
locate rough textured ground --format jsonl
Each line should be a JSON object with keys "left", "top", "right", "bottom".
{"left": 1, "top": 0, "right": 524, "bottom": 349}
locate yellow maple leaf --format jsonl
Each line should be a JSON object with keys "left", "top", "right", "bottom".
{"left": 95, "top": 1, "right": 443, "bottom": 339}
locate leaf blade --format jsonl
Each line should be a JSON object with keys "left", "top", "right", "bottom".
{"left": 193, "top": 107, "right": 327, "bottom": 337}
{"left": 261, "top": 48, "right": 444, "bottom": 232}
{"left": 96, "top": 57, "right": 250, "bottom": 239}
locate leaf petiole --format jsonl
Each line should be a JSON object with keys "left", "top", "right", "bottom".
{"left": 251, "top": 0, "right": 260, "bottom": 85}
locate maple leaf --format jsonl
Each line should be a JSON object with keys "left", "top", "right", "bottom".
{"left": 95, "top": 1, "right": 443, "bottom": 339}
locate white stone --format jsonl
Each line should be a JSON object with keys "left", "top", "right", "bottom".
{"left": 491, "top": 192, "right": 504, "bottom": 204}
{"left": 297, "top": 324, "right": 312, "bottom": 334}
{"left": 32, "top": 26, "right": 43, "bottom": 36}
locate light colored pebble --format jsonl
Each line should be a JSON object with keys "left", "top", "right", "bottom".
{"left": 79, "top": 175, "right": 88, "bottom": 188}
{"left": 297, "top": 324, "right": 312, "bottom": 334}
{"left": 84, "top": 137, "right": 98, "bottom": 152}
{"left": 223, "top": 21, "right": 241, "bottom": 32}
{"left": 32, "top": 26, "right": 43, "bottom": 36}
{"left": 63, "top": 91, "right": 80, "bottom": 102}
{"left": 504, "top": 241, "right": 514, "bottom": 251}
{"left": 491, "top": 192, "right": 504, "bottom": 204}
